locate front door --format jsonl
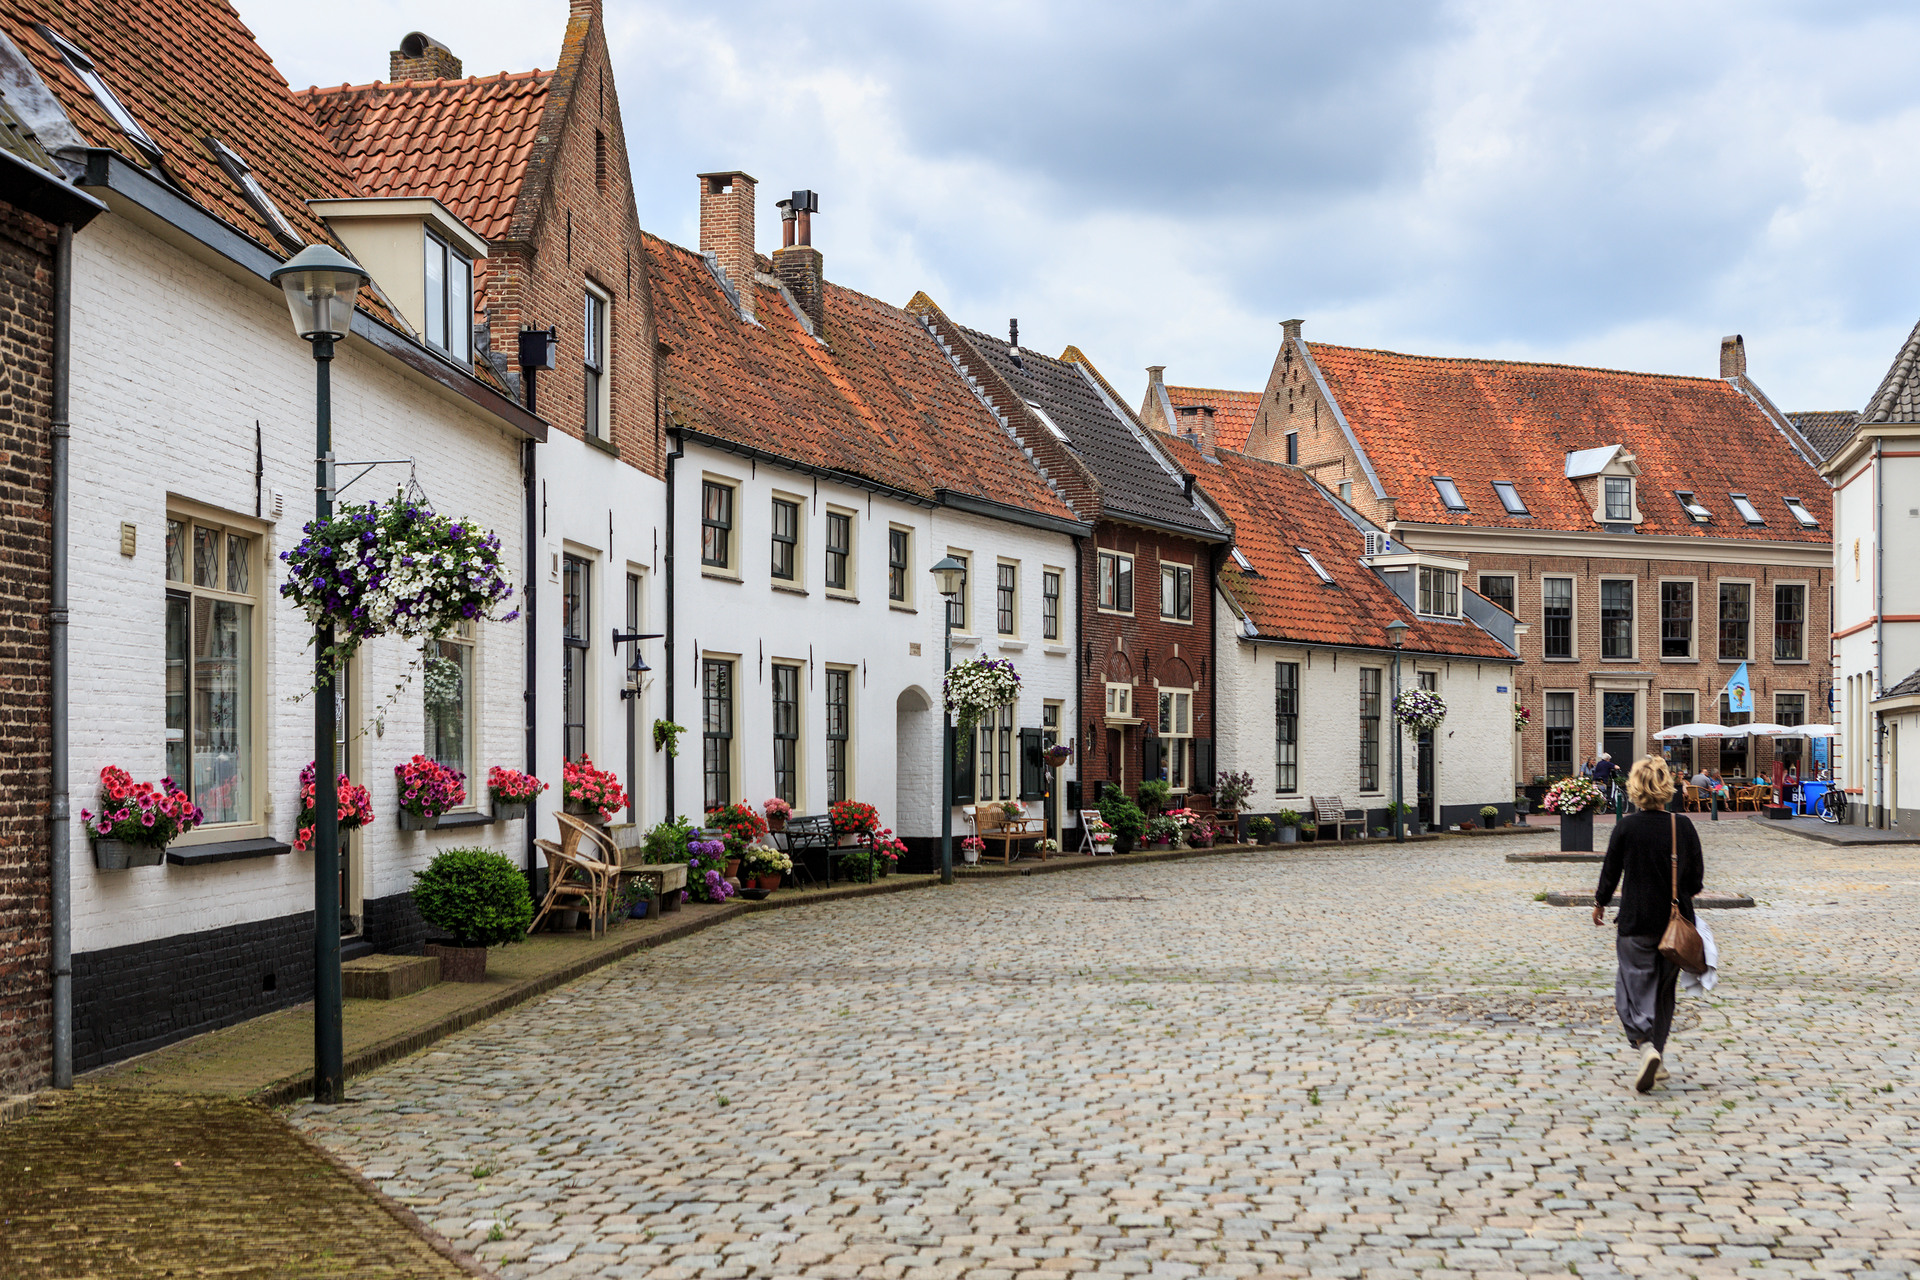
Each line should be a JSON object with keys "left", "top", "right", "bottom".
{"left": 1416, "top": 672, "right": 1437, "bottom": 826}
{"left": 1603, "top": 691, "right": 1637, "bottom": 780}
{"left": 1041, "top": 701, "right": 1062, "bottom": 841}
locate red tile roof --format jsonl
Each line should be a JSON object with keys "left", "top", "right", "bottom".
{"left": 1165, "top": 385, "right": 1261, "bottom": 451}
{"left": 1161, "top": 436, "right": 1514, "bottom": 660}
{"left": 647, "top": 235, "right": 1078, "bottom": 522}
{"left": 298, "top": 70, "right": 552, "bottom": 243}
{"left": 1305, "top": 343, "right": 1830, "bottom": 539}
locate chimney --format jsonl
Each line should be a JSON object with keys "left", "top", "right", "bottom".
{"left": 1281, "top": 318, "right": 1304, "bottom": 343}
{"left": 1147, "top": 364, "right": 1165, "bottom": 386}
{"left": 698, "top": 170, "right": 757, "bottom": 322}
{"left": 1720, "top": 333, "right": 1746, "bottom": 379}
{"left": 773, "top": 188, "right": 824, "bottom": 333}
{"left": 1197, "top": 405, "right": 1218, "bottom": 459}
{"left": 389, "top": 32, "right": 462, "bottom": 82}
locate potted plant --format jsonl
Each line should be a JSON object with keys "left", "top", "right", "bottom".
{"left": 652, "top": 719, "right": 686, "bottom": 756}
{"left": 1247, "top": 815, "right": 1276, "bottom": 844}
{"left": 1097, "top": 786, "right": 1146, "bottom": 855}
{"left": 293, "top": 762, "right": 374, "bottom": 853}
{"left": 1543, "top": 777, "right": 1606, "bottom": 851}
{"left": 409, "top": 847, "right": 534, "bottom": 982}
{"left": 741, "top": 845, "right": 791, "bottom": 891}
{"left": 707, "top": 801, "right": 769, "bottom": 872}
{"left": 617, "top": 877, "right": 650, "bottom": 920}
{"left": 1187, "top": 821, "right": 1215, "bottom": 849}
{"left": 395, "top": 754, "right": 466, "bottom": 830}
{"left": 562, "top": 755, "right": 628, "bottom": 823}
{"left": 870, "top": 831, "right": 907, "bottom": 876}
{"left": 1479, "top": 804, "right": 1500, "bottom": 830}
{"left": 999, "top": 799, "right": 1024, "bottom": 823}
{"left": 684, "top": 835, "right": 734, "bottom": 902}
{"left": 1145, "top": 815, "right": 1179, "bottom": 849}
{"left": 1083, "top": 817, "right": 1113, "bottom": 853}
{"left": 764, "top": 797, "right": 793, "bottom": 833}
{"left": 1525, "top": 774, "right": 1550, "bottom": 808}
{"left": 1212, "top": 770, "right": 1254, "bottom": 823}
{"left": 829, "top": 799, "right": 880, "bottom": 846}
{"left": 1394, "top": 687, "right": 1448, "bottom": 736}
{"left": 487, "top": 766, "right": 546, "bottom": 821}
{"left": 943, "top": 656, "right": 1022, "bottom": 763}
{"left": 838, "top": 845, "right": 880, "bottom": 883}
{"left": 1036, "top": 837, "right": 1061, "bottom": 856}
{"left": 641, "top": 816, "right": 695, "bottom": 909}
{"left": 1136, "top": 779, "right": 1173, "bottom": 817}
{"left": 1274, "top": 810, "right": 1300, "bottom": 844}
{"left": 82, "top": 766, "right": 203, "bottom": 869}
{"left": 1388, "top": 800, "right": 1419, "bottom": 836}
{"left": 960, "top": 835, "right": 984, "bottom": 865}
{"left": 1300, "top": 820, "right": 1318, "bottom": 842}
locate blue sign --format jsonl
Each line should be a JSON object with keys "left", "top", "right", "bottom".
{"left": 1496, "top": 686, "right": 1508, "bottom": 693}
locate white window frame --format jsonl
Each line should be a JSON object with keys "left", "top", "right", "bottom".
{"left": 424, "top": 620, "right": 478, "bottom": 808}
{"left": 1773, "top": 580, "right": 1809, "bottom": 664}
{"left": 825, "top": 506, "right": 856, "bottom": 596}
{"left": 947, "top": 549, "right": 972, "bottom": 633}
{"left": 887, "top": 524, "right": 913, "bottom": 608}
{"left": 1598, "top": 575, "right": 1636, "bottom": 661}
{"left": 1430, "top": 476, "right": 1468, "bottom": 511}
{"left": 1159, "top": 561, "right": 1194, "bottom": 623}
{"left": 1158, "top": 686, "right": 1194, "bottom": 792}
{"left": 1097, "top": 550, "right": 1135, "bottom": 615}
{"left": 1298, "top": 547, "right": 1334, "bottom": 584}
{"left": 1041, "top": 568, "right": 1062, "bottom": 640}
{"left": 1104, "top": 682, "right": 1137, "bottom": 723}
{"left": 1416, "top": 566, "right": 1459, "bottom": 618}
{"left": 770, "top": 492, "right": 804, "bottom": 586}
{"left": 424, "top": 228, "right": 473, "bottom": 365}
{"left": 1729, "top": 493, "right": 1766, "bottom": 526}
{"left": 1492, "top": 481, "right": 1528, "bottom": 516}
{"left": 825, "top": 663, "right": 854, "bottom": 804}
{"left": 1717, "top": 578, "right": 1754, "bottom": 662}
{"left": 583, "top": 284, "right": 611, "bottom": 440}
{"left": 1783, "top": 496, "right": 1819, "bottom": 528}
{"left": 701, "top": 652, "right": 740, "bottom": 811}
{"left": 770, "top": 659, "right": 802, "bottom": 808}
{"left": 700, "top": 475, "right": 739, "bottom": 577}
{"left": 995, "top": 559, "right": 1019, "bottom": 636}
{"left": 1603, "top": 476, "right": 1634, "bottom": 522}
{"left": 1542, "top": 575, "right": 1576, "bottom": 660}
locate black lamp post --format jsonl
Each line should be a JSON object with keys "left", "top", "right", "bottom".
{"left": 1386, "top": 619, "right": 1409, "bottom": 843}
{"left": 931, "top": 555, "right": 966, "bottom": 885}
{"left": 270, "top": 244, "right": 369, "bottom": 1105}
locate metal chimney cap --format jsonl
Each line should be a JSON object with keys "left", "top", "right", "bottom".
{"left": 789, "top": 189, "right": 820, "bottom": 214}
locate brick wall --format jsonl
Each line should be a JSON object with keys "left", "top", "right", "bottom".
{"left": 1246, "top": 332, "right": 1399, "bottom": 527}
{"left": 0, "top": 202, "right": 54, "bottom": 1096}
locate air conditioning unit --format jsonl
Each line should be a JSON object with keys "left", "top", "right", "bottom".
{"left": 1363, "top": 531, "right": 1393, "bottom": 558}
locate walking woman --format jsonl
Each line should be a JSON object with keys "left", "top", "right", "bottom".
{"left": 1592, "top": 756, "right": 1703, "bottom": 1092}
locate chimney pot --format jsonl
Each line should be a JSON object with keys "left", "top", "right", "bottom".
{"left": 390, "top": 31, "right": 461, "bottom": 82}
{"left": 698, "top": 169, "right": 757, "bottom": 322}
{"left": 1719, "top": 333, "right": 1746, "bottom": 379}
{"left": 772, "top": 187, "right": 825, "bottom": 332}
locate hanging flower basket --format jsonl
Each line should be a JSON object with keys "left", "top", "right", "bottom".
{"left": 943, "top": 656, "right": 1021, "bottom": 762}
{"left": 278, "top": 494, "right": 516, "bottom": 671}
{"left": 1393, "top": 688, "right": 1447, "bottom": 734}
{"left": 1513, "top": 705, "right": 1532, "bottom": 733}
{"left": 294, "top": 761, "right": 374, "bottom": 853}
{"left": 82, "top": 766, "right": 201, "bottom": 869}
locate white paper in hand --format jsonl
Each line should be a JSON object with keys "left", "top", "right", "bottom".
{"left": 1679, "top": 913, "right": 1719, "bottom": 993}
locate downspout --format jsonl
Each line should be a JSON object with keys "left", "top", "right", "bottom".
{"left": 1875, "top": 435, "right": 1887, "bottom": 827}
{"left": 50, "top": 223, "right": 72, "bottom": 1089}
{"left": 664, "top": 426, "right": 684, "bottom": 821}
{"left": 1072, "top": 534, "right": 1084, "bottom": 813}
{"left": 1207, "top": 542, "right": 1225, "bottom": 812}
{"left": 522, "top": 436, "right": 537, "bottom": 878}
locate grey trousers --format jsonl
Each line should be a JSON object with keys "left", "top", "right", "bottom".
{"left": 1615, "top": 934, "right": 1679, "bottom": 1051}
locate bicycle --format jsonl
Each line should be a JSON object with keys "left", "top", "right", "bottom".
{"left": 1818, "top": 786, "right": 1846, "bottom": 824}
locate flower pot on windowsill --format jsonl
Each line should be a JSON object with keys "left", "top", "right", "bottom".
{"left": 397, "top": 809, "right": 435, "bottom": 831}
{"left": 563, "top": 799, "right": 606, "bottom": 823}
{"left": 494, "top": 802, "right": 528, "bottom": 822}
{"left": 425, "top": 941, "right": 488, "bottom": 983}
{"left": 93, "top": 839, "right": 165, "bottom": 870}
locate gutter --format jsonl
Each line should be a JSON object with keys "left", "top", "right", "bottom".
{"left": 674, "top": 424, "right": 932, "bottom": 508}
{"left": 1238, "top": 630, "right": 1520, "bottom": 665}
{"left": 522, "top": 437, "right": 537, "bottom": 880}
{"left": 1104, "top": 507, "right": 1231, "bottom": 545}
{"left": 934, "top": 488, "right": 1090, "bottom": 538}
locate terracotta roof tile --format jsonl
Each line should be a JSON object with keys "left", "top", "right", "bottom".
{"left": 1164, "top": 385, "right": 1261, "bottom": 451}
{"left": 1161, "top": 436, "right": 1512, "bottom": 661}
{"left": 1305, "top": 343, "right": 1830, "bottom": 540}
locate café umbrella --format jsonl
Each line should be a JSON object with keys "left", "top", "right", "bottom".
{"left": 1652, "top": 722, "right": 1728, "bottom": 741}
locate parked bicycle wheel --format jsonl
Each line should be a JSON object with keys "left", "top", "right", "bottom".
{"left": 1819, "top": 788, "right": 1845, "bottom": 824}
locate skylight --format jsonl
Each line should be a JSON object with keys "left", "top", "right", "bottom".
{"left": 1783, "top": 496, "right": 1819, "bottom": 528}
{"left": 1230, "top": 547, "right": 1253, "bottom": 572}
{"left": 1676, "top": 490, "right": 1713, "bottom": 523}
{"left": 1297, "top": 547, "right": 1335, "bottom": 584}
{"left": 1430, "top": 476, "right": 1468, "bottom": 511}
{"left": 1023, "top": 400, "right": 1070, "bottom": 443}
{"left": 1728, "top": 493, "right": 1765, "bottom": 525}
{"left": 208, "top": 139, "right": 302, "bottom": 251}
{"left": 1491, "top": 481, "right": 1528, "bottom": 515}
{"left": 39, "top": 27, "right": 162, "bottom": 163}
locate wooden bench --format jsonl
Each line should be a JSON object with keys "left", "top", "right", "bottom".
{"left": 1310, "top": 796, "right": 1366, "bottom": 842}
{"left": 973, "top": 803, "right": 1044, "bottom": 864}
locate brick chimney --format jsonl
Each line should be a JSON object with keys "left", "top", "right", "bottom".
{"left": 1720, "top": 333, "right": 1746, "bottom": 379}
{"left": 1282, "top": 317, "right": 1304, "bottom": 342}
{"left": 389, "top": 32, "right": 461, "bottom": 82}
{"left": 1195, "top": 405, "right": 1218, "bottom": 459}
{"left": 698, "top": 170, "right": 756, "bottom": 323}
{"left": 773, "top": 189, "right": 824, "bottom": 333}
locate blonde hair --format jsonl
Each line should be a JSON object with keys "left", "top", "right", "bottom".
{"left": 1627, "top": 755, "right": 1676, "bottom": 810}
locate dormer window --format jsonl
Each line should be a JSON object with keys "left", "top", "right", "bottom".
{"left": 1729, "top": 493, "right": 1765, "bottom": 526}
{"left": 424, "top": 230, "right": 473, "bottom": 364}
{"left": 1604, "top": 477, "right": 1633, "bottom": 522}
{"left": 1418, "top": 566, "right": 1459, "bottom": 618}
{"left": 1492, "top": 481, "right": 1528, "bottom": 515}
{"left": 1298, "top": 548, "right": 1335, "bottom": 584}
{"left": 1676, "top": 490, "right": 1713, "bottom": 522}
{"left": 309, "top": 198, "right": 488, "bottom": 363}
{"left": 1430, "top": 476, "right": 1468, "bottom": 511}
{"left": 1784, "top": 496, "right": 1818, "bottom": 528}
{"left": 208, "top": 140, "right": 301, "bottom": 251}
{"left": 38, "top": 26, "right": 162, "bottom": 163}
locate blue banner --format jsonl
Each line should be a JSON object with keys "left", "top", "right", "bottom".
{"left": 1722, "top": 662, "right": 1752, "bottom": 716}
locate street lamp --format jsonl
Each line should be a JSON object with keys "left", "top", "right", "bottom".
{"left": 1385, "top": 619, "right": 1409, "bottom": 844}
{"left": 931, "top": 555, "right": 966, "bottom": 885}
{"left": 271, "top": 244, "right": 369, "bottom": 1106}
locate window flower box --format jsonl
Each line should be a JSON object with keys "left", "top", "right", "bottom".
{"left": 82, "top": 766, "right": 202, "bottom": 871}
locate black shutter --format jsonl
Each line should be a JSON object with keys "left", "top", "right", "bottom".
{"left": 1193, "top": 738, "right": 1215, "bottom": 795}
{"left": 1143, "top": 736, "right": 1162, "bottom": 784}
{"left": 1018, "top": 727, "right": 1044, "bottom": 800}
{"left": 950, "top": 723, "right": 974, "bottom": 805}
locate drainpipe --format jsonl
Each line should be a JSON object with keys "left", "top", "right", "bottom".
{"left": 522, "top": 436, "right": 537, "bottom": 878}
{"left": 664, "top": 426, "right": 684, "bottom": 820}
{"left": 1072, "top": 535, "right": 1084, "bottom": 818}
{"left": 50, "top": 223, "right": 72, "bottom": 1089}
{"left": 1875, "top": 436, "right": 1887, "bottom": 827}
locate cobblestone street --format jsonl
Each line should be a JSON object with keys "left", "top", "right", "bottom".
{"left": 292, "top": 821, "right": 1920, "bottom": 1280}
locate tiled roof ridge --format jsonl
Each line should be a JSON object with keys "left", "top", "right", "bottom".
{"left": 299, "top": 68, "right": 552, "bottom": 99}
{"left": 1863, "top": 316, "right": 1920, "bottom": 423}
{"left": 1310, "top": 341, "right": 1732, "bottom": 387}
{"left": 1164, "top": 383, "right": 1260, "bottom": 399}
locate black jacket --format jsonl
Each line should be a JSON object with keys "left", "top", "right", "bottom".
{"left": 1595, "top": 808, "right": 1703, "bottom": 937}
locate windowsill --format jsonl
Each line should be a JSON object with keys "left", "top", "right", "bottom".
{"left": 1601, "top": 657, "right": 1639, "bottom": 663}
{"left": 436, "top": 812, "right": 494, "bottom": 830}
{"left": 1543, "top": 657, "right": 1580, "bottom": 662}
{"left": 1044, "top": 644, "right": 1070, "bottom": 656}
{"left": 167, "top": 836, "right": 291, "bottom": 866}
{"left": 701, "top": 570, "right": 742, "bottom": 583}
{"left": 1105, "top": 716, "right": 1142, "bottom": 727}
{"left": 585, "top": 433, "right": 619, "bottom": 458}
{"left": 1717, "top": 656, "right": 1750, "bottom": 664}
{"left": 997, "top": 639, "right": 1026, "bottom": 652}
{"left": 1660, "top": 656, "right": 1699, "bottom": 663}
{"left": 1096, "top": 608, "right": 1136, "bottom": 618}
{"left": 951, "top": 633, "right": 981, "bottom": 646}
{"left": 825, "top": 592, "right": 859, "bottom": 604}
{"left": 1774, "top": 658, "right": 1810, "bottom": 665}
{"left": 889, "top": 602, "right": 916, "bottom": 613}
{"left": 771, "top": 583, "right": 808, "bottom": 597}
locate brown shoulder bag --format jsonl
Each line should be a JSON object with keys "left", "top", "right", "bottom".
{"left": 1658, "top": 811, "right": 1708, "bottom": 974}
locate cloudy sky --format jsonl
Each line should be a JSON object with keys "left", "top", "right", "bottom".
{"left": 243, "top": 0, "right": 1920, "bottom": 413}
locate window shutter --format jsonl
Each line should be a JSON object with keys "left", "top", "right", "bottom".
{"left": 1018, "top": 727, "right": 1045, "bottom": 800}
{"left": 1143, "top": 736, "right": 1162, "bottom": 783}
{"left": 1193, "top": 738, "right": 1215, "bottom": 794}
{"left": 950, "top": 723, "right": 974, "bottom": 805}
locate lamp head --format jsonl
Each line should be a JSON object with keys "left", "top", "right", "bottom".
{"left": 1385, "top": 619, "right": 1410, "bottom": 650}
{"left": 270, "top": 244, "right": 369, "bottom": 341}
{"left": 930, "top": 554, "right": 966, "bottom": 600}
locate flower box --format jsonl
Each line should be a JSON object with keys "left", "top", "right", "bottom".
{"left": 563, "top": 799, "right": 606, "bottom": 823}
{"left": 397, "top": 809, "right": 434, "bottom": 831}
{"left": 82, "top": 766, "right": 202, "bottom": 870}
{"left": 93, "top": 839, "right": 165, "bottom": 871}
{"left": 494, "top": 803, "right": 528, "bottom": 822}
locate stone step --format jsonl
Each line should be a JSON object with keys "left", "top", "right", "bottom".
{"left": 342, "top": 953, "right": 441, "bottom": 1000}
{"left": 1507, "top": 852, "right": 1605, "bottom": 863}
{"left": 1542, "top": 889, "right": 1755, "bottom": 909}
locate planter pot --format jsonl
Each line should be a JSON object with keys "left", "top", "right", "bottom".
{"left": 1149, "top": 840, "right": 1172, "bottom": 850}
{"left": 1481, "top": 814, "right": 1497, "bottom": 829}
{"left": 563, "top": 799, "right": 606, "bottom": 823}
{"left": 627, "top": 898, "right": 649, "bottom": 919}
{"left": 877, "top": 861, "right": 892, "bottom": 878}
{"left": 494, "top": 802, "right": 528, "bottom": 822}
{"left": 1559, "top": 811, "right": 1595, "bottom": 852}
{"left": 425, "top": 942, "right": 487, "bottom": 983}
{"left": 768, "top": 816, "right": 788, "bottom": 833}
{"left": 754, "top": 873, "right": 782, "bottom": 891}
{"left": 962, "top": 847, "right": 980, "bottom": 865}
{"left": 548, "top": 909, "right": 581, "bottom": 931}
{"left": 397, "top": 809, "right": 435, "bottom": 831}
{"left": 93, "top": 839, "right": 164, "bottom": 870}
{"left": 1112, "top": 835, "right": 1136, "bottom": 856}
{"left": 725, "top": 858, "right": 742, "bottom": 879}
{"left": 1278, "top": 826, "right": 1298, "bottom": 844}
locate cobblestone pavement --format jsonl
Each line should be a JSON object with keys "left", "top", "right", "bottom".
{"left": 291, "top": 820, "right": 1920, "bottom": 1280}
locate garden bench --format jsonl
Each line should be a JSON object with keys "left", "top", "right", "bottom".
{"left": 972, "top": 804, "right": 1044, "bottom": 864}
{"left": 774, "top": 813, "right": 834, "bottom": 888}
{"left": 1310, "top": 796, "right": 1366, "bottom": 842}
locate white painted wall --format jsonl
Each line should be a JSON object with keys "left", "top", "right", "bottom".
{"left": 1829, "top": 445, "right": 1920, "bottom": 815}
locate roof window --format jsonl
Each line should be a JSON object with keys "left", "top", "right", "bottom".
{"left": 1430, "top": 476, "right": 1468, "bottom": 511}
{"left": 208, "top": 139, "right": 302, "bottom": 251}
{"left": 1675, "top": 490, "right": 1713, "bottom": 523}
{"left": 38, "top": 26, "right": 162, "bottom": 163}
{"left": 1728, "top": 493, "right": 1765, "bottom": 526}
{"left": 1783, "top": 496, "right": 1819, "bottom": 528}
{"left": 1298, "top": 547, "right": 1335, "bottom": 584}
{"left": 1491, "top": 481, "right": 1528, "bottom": 515}
{"left": 1024, "top": 400, "right": 1070, "bottom": 443}
{"left": 1230, "top": 547, "right": 1253, "bottom": 572}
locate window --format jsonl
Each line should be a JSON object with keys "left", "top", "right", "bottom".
{"left": 771, "top": 663, "right": 799, "bottom": 808}
{"left": 1431, "top": 477, "right": 1467, "bottom": 511}
{"left": 888, "top": 527, "right": 910, "bottom": 603}
{"left": 1359, "top": 669, "right": 1382, "bottom": 792}
{"left": 1774, "top": 583, "right": 1806, "bottom": 661}
{"left": 947, "top": 552, "right": 969, "bottom": 630}
{"left": 1417, "top": 566, "right": 1458, "bottom": 618}
{"left": 1478, "top": 575, "right": 1515, "bottom": 616}
{"left": 1718, "top": 693, "right": 1750, "bottom": 777}
{"left": 1604, "top": 476, "right": 1633, "bottom": 521}
{"left": 1298, "top": 548, "right": 1334, "bottom": 584}
{"left": 1285, "top": 431, "right": 1299, "bottom": 464}
{"left": 1160, "top": 563, "right": 1193, "bottom": 621}
{"left": 701, "top": 480, "right": 734, "bottom": 569}
{"left": 1776, "top": 693, "right": 1806, "bottom": 770}
{"left": 1492, "top": 482, "right": 1528, "bottom": 516}
{"left": 1676, "top": 490, "right": 1713, "bottom": 523}
{"left": 425, "top": 621, "right": 475, "bottom": 789}
{"left": 1729, "top": 493, "right": 1765, "bottom": 525}
{"left": 826, "top": 510, "right": 852, "bottom": 592}
{"left": 1784, "top": 496, "right": 1819, "bottom": 528}
{"left": 1025, "top": 400, "right": 1070, "bottom": 442}
{"left": 1545, "top": 692, "right": 1574, "bottom": 778}
{"left": 1275, "top": 662, "right": 1299, "bottom": 793}
{"left": 1042, "top": 570, "right": 1061, "bottom": 640}
{"left": 1097, "top": 551, "right": 1133, "bottom": 613}
{"left": 423, "top": 230, "right": 473, "bottom": 365}
{"left": 208, "top": 140, "right": 301, "bottom": 251}
{"left": 1600, "top": 579, "right": 1633, "bottom": 659}
{"left": 1660, "top": 581, "right": 1694, "bottom": 658}
{"left": 1662, "top": 693, "right": 1695, "bottom": 774}
{"left": 826, "top": 667, "right": 851, "bottom": 804}
{"left": 996, "top": 562, "right": 1017, "bottom": 635}
{"left": 1159, "top": 688, "right": 1193, "bottom": 790}
{"left": 583, "top": 287, "right": 609, "bottom": 438}
{"left": 978, "top": 703, "right": 1015, "bottom": 802}
{"left": 770, "top": 498, "right": 798, "bottom": 581}
{"left": 165, "top": 515, "right": 256, "bottom": 828}
{"left": 702, "top": 657, "right": 734, "bottom": 810}
{"left": 562, "top": 555, "right": 590, "bottom": 761}
{"left": 1105, "top": 682, "right": 1134, "bottom": 720}
{"left": 1338, "top": 480, "right": 1352, "bottom": 504}
{"left": 1542, "top": 577, "right": 1573, "bottom": 659}
{"left": 1718, "top": 582, "right": 1751, "bottom": 660}
{"left": 39, "top": 27, "right": 161, "bottom": 162}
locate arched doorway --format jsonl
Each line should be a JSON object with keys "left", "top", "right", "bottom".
{"left": 896, "top": 686, "right": 935, "bottom": 841}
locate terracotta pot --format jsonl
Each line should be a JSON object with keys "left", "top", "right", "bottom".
{"left": 755, "top": 872, "right": 782, "bottom": 891}
{"left": 725, "top": 858, "right": 742, "bottom": 879}
{"left": 425, "top": 942, "right": 487, "bottom": 983}
{"left": 768, "top": 816, "right": 788, "bottom": 833}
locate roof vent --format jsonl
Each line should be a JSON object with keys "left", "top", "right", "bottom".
{"left": 391, "top": 32, "right": 462, "bottom": 82}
